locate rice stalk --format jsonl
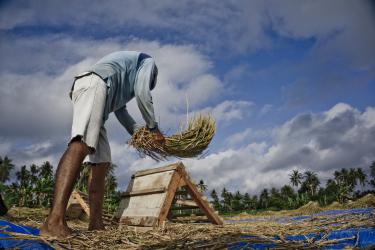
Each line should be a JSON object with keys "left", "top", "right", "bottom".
{"left": 128, "top": 115, "right": 215, "bottom": 161}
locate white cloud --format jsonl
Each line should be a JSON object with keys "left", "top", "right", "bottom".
{"left": 1, "top": 1, "right": 373, "bottom": 67}
{"left": 225, "top": 128, "right": 271, "bottom": 147}
{"left": 0, "top": 35, "right": 252, "bottom": 183}
{"left": 178, "top": 103, "right": 375, "bottom": 194}
{"left": 197, "top": 100, "right": 254, "bottom": 123}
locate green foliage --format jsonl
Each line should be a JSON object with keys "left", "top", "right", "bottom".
{"left": 2, "top": 155, "right": 374, "bottom": 216}
{"left": 370, "top": 162, "right": 375, "bottom": 188}
{"left": 209, "top": 163, "right": 374, "bottom": 214}
{"left": 0, "top": 156, "right": 120, "bottom": 214}
{"left": 210, "top": 189, "right": 221, "bottom": 211}
{"left": 0, "top": 156, "right": 15, "bottom": 183}
{"left": 75, "top": 163, "right": 120, "bottom": 213}
{"left": 2, "top": 161, "right": 54, "bottom": 208}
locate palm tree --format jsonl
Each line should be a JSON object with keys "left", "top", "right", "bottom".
{"left": 210, "top": 189, "right": 221, "bottom": 211}
{"left": 303, "top": 171, "right": 320, "bottom": 197}
{"left": 280, "top": 185, "right": 295, "bottom": 200}
{"left": 289, "top": 170, "right": 303, "bottom": 191}
{"left": 16, "top": 166, "right": 31, "bottom": 206}
{"left": 0, "top": 156, "right": 15, "bottom": 183}
{"left": 39, "top": 161, "right": 54, "bottom": 179}
{"left": 242, "top": 192, "right": 252, "bottom": 210}
{"left": 232, "top": 191, "right": 244, "bottom": 211}
{"left": 355, "top": 168, "right": 366, "bottom": 193}
{"left": 37, "top": 162, "right": 55, "bottom": 207}
{"left": 348, "top": 168, "right": 358, "bottom": 190}
{"left": 220, "top": 188, "right": 232, "bottom": 213}
{"left": 259, "top": 188, "right": 269, "bottom": 209}
{"left": 197, "top": 179, "right": 208, "bottom": 193}
{"left": 370, "top": 161, "right": 375, "bottom": 188}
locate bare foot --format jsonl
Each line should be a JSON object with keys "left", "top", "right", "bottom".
{"left": 88, "top": 221, "right": 105, "bottom": 231}
{"left": 40, "top": 218, "right": 73, "bottom": 238}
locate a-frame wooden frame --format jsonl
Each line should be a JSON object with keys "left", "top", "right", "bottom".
{"left": 115, "top": 162, "right": 223, "bottom": 227}
{"left": 66, "top": 190, "right": 113, "bottom": 224}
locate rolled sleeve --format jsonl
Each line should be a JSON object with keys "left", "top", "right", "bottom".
{"left": 134, "top": 58, "right": 158, "bottom": 129}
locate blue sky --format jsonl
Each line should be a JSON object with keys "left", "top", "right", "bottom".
{"left": 0, "top": 0, "right": 374, "bottom": 194}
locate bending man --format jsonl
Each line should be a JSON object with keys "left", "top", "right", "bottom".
{"left": 41, "top": 51, "right": 164, "bottom": 238}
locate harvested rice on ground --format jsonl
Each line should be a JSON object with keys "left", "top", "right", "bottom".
{"left": 346, "top": 194, "right": 375, "bottom": 208}
{"left": 2, "top": 206, "right": 375, "bottom": 250}
{"left": 293, "top": 201, "right": 323, "bottom": 215}
{"left": 129, "top": 115, "right": 215, "bottom": 161}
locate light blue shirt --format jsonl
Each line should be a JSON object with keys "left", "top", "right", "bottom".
{"left": 88, "top": 51, "right": 158, "bottom": 134}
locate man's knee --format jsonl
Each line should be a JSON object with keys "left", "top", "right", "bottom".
{"left": 68, "top": 139, "right": 91, "bottom": 155}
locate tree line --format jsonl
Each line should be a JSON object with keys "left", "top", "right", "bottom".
{"left": 0, "top": 156, "right": 120, "bottom": 213}
{"left": 1, "top": 155, "right": 375, "bottom": 215}
{"left": 205, "top": 162, "right": 375, "bottom": 214}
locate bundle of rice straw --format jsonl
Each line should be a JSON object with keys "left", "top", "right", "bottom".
{"left": 128, "top": 115, "right": 215, "bottom": 161}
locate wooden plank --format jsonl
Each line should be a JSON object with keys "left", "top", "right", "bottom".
{"left": 120, "top": 216, "right": 159, "bottom": 227}
{"left": 133, "top": 162, "right": 183, "bottom": 178}
{"left": 171, "top": 206, "right": 200, "bottom": 210}
{"left": 117, "top": 193, "right": 167, "bottom": 218}
{"left": 171, "top": 212, "right": 205, "bottom": 217}
{"left": 175, "top": 199, "right": 198, "bottom": 207}
{"left": 157, "top": 172, "right": 182, "bottom": 225}
{"left": 116, "top": 162, "right": 222, "bottom": 228}
{"left": 132, "top": 170, "right": 174, "bottom": 191}
{"left": 66, "top": 203, "right": 84, "bottom": 219}
{"left": 121, "top": 187, "right": 166, "bottom": 197}
{"left": 178, "top": 178, "right": 187, "bottom": 187}
{"left": 116, "top": 171, "right": 174, "bottom": 220}
{"left": 72, "top": 191, "right": 90, "bottom": 216}
{"left": 171, "top": 216, "right": 209, "bottom": 223}
{"left": 180, "top": 169, "right": 223, "bottom": 225}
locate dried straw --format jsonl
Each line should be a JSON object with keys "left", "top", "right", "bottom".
{"left": 128, "top": 115, "right": 215, "bottom": 161}
{"left": 2, "top": 210, "right": 374, "bottom": 250}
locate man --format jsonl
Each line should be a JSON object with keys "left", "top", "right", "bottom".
{"left": 40, "top": 51, "right": 164, "bottom": 238}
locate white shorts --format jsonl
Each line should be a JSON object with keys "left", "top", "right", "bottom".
{"left": 70, "top": 73, "right": 111, "bottom": 164}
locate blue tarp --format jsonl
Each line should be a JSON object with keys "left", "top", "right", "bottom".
{"left": 226, "top": 208, "right": 375, "bottom": 249}
{"left": 227, "top": 228, "right": 375, "bottom": 249}
{"left": 1, "top": 208, "right": 374, "bottom": 249}
{"left": 0, "top": 220, "right": 53, "bottom": 249}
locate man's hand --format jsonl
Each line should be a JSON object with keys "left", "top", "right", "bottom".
{"left": 149, "top": 127, "right": 165, "bottom": 145}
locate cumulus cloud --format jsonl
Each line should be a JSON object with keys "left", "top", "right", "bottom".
{"left": 0, "top": 35, "right": 251, "bottom": 175}
{"left": 196, "top": 100, "right": 254, "bottom": 123}
{"left": 91, "top": 103, "right": 375, "bottom": 195}
{"left": 180, "top": 103, "right": 375, "bottom": 194}
{"left": 1, "top": 0, "right": 374, "bottom": 195}
{"left": 1, "top": 1, "right": 374, "bottom": 64}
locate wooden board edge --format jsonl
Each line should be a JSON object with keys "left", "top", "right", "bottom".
{"left": 157, "top": 171, "right": 182, "bottom": 225}
{"left": 180, "top": 169, "right": 223, "bottom": 225}
{"left": 72, "top": 191, "right": 90, "bottom": 216}
{"left": 133, "top": 161, "right": 185, "bottom": 178}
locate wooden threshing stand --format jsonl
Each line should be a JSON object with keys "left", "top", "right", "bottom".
{"left": 115, "top": 162, "right": 223, "bottom": 228}
{"left": 66, "top": 190, "right": 113, "bottom": 224}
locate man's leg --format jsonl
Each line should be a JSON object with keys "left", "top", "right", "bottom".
{"left": 40, "top": 141, "right": 90, "bottom": 238}
{"left": 87, "top": 162, "right": 110, "bottom": 230}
